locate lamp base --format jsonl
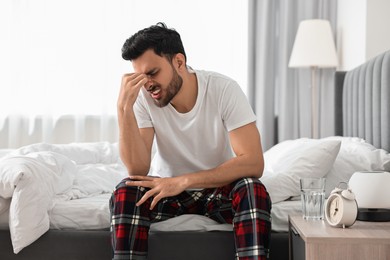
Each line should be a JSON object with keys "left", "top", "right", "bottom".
{"left": 357, "top": 208, "right": 390, "bottom": 222}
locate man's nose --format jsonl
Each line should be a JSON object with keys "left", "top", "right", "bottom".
{"left": 144, "top": 79, "right": 154, "bottom": 89}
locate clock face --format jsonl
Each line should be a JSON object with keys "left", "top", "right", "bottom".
{"left": 325, "top": 189, "right": 358, "bottom": 228}
{"left": 327, "top": 195, "right": 343, "bottom": 224}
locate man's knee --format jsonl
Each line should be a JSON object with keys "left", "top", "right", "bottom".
{"left": 110, "top": 178, "right": 148, "bottom": 214}
{"left": 232, "top": 177, "right": 266, "bottom": 194}
{"left": 231, "top": 177, "right": 271, "bottom": 211}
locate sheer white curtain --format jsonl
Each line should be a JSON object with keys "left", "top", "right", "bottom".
{"left": 248, "top": 0, "right": 338, "bottom": 151}
{"left": 0, "top": 0, "right": 248, "bottom": 148}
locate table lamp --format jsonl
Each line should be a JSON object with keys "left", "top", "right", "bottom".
{"left": 289, "top": 19, "right": 338, "bottom": 138}
{"left": 349, "top": 171, "right": 390, "bottom": 221}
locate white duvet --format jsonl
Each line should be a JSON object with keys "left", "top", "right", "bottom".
{"left": 0, "top": 142, "right": 128, "bottom": 254}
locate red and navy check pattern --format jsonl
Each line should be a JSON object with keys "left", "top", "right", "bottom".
{"left": 110, "top": 177, "right": 271, "bottom": 260}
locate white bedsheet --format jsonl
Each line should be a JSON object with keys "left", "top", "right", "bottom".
{"left": 0, "top": 142, "right": 302, "bottom": 254}
{"left": 49, "top": 194, "right": 111, "bottom": 230}
{"left": 0, "top": 193, "right": 300, "bottom": 233}
{"left": 49, "top": 194, "right": 234, "bottom": 232}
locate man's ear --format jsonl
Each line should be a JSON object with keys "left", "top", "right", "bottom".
{"left": 174, "top": 53, "right": 186, "bottom": 70}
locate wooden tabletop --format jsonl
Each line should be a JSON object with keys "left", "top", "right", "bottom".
{"left": 289, "top": 215, "right": 390, "bottom": 244}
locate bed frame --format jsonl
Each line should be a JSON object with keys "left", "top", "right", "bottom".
{"left": 1, "top": 49, "right": 389, "bottom": 260}
{"left": 0, "top": 227, "right": 289, "bottom": 260}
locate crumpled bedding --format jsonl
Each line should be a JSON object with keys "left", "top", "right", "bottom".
{"left": 0, "top": 141, "right": 305, "bottom": 254}
{"left": 0, "top": 142, "right": 127, "bottom": 254}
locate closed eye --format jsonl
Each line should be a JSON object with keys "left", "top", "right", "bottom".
{"left": 146, "top": 69, "right": 158, "bottom": 77}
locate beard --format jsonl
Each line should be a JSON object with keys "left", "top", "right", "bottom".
{"left": 153, "top": 66, "right": 183, "bottom": 107}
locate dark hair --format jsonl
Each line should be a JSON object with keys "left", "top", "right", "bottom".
{"left": 121, "top": 22, "right": 187, "bottom": 63}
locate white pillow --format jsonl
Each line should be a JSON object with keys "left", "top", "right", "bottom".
{"left": 261, "top": 138, "right": 341, "bottom": 203}
{"left": 323, "top": 136, "right": 390, "bottom": 197}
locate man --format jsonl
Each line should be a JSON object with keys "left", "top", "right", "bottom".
{"left": 110, "top": 22, "right": 271, "bottom": 260}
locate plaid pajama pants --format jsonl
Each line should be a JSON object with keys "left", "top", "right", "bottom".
{"left": 110, "top": 177, "right": 271, "bottom": 260}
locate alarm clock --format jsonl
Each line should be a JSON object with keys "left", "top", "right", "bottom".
{"left": 325, "top": 184, "right": 358, "bottom": 228}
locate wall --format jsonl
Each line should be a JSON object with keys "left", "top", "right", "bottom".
{"left": 366, "top": 0, "right": 390, "bottom": 60}
{"left": 336, "top": 0, "right": 366, "bottom": 71}
{"left": 337, "top": 0, "right": 390, "bottom": 70}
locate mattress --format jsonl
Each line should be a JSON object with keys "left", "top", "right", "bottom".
{"left": 49, "top": 194, "right": 111, "bottom": 230}
{"left": 0, "top": 192, "right": 300, "bottom": 232}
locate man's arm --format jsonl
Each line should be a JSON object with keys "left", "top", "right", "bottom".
{"left": 117, "top": 73, "right": 154, "bottom": 176}
{"left": 127, "top": 122, "right": 264, "bottom": 209}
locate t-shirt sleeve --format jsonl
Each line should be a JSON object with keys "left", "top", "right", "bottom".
{"left": 220, "top": 81, "right": 256, "bottom": 132}
{"left": 133, "top": 91, "right": 154, "bottom": 129}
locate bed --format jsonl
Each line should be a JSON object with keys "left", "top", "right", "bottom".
{"left": 0, "top": 49, "right": 389, "bottom": 260}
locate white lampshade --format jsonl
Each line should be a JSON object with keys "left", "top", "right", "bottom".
{"left": 349, "top": 171, "right": 390, "bottom": 209}
{"left": 289, "top": 19, "right": 338, "bottom": 68}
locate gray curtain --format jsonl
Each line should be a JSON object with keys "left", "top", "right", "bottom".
{"left": 248, "top": 0, "right": 338, "bottom": 151}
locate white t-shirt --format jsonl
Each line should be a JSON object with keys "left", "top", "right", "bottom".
{"left": 134, "top": 69, "right": 256, "bottom": 178}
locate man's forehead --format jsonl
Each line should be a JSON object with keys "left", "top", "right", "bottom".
{"left": 132, "top": 50, "right": 165, "bottom": 73}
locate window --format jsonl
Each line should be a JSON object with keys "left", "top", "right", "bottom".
{"left": 0, "top": 0, "right": 248, "bottom": 118}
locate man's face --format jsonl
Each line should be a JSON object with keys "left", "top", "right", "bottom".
{"left": 132, "top": 49, "right": 183, "bottom": 107}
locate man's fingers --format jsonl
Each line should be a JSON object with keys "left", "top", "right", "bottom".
{"left": 122, "top": 73, "right": 146, "bottom": 85}
{"left": 150, "top": 194, "right": 163, "bottom": 210}
{"left": 121, "top": 73, "right": 147, "bottom": 91}
{"left": 124, "top": 176, "right": 174, "bottom": 210}
{"left": 122, "top": 72, "right": 142, "bottom": 81}
{"left": 125, "top": 176, "right": 160, "bottom": 188}
{"left": 125, "top": 180, "right": 153, "bottom": 188}
{"left": 136, "top": 189, "right": 157, "bottom": 207}
{"left": 130, "top": 75, "right": 147, "bottom": 89}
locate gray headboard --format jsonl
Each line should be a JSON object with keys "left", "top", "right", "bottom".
{"left": 335, "top": 50, "right": 390, "bottom": 151}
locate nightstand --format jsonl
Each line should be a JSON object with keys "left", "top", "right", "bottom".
{"left": 289, "top": 215, "right": 390, "bottom": 260}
